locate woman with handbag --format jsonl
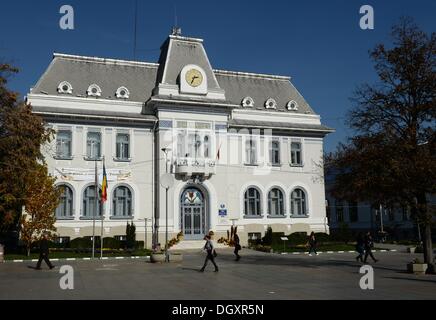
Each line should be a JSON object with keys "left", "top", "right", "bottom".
{"left": 200, "top": 235, "right": 219, "bottom": 272}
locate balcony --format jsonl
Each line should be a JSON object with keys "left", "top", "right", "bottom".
{"left": 174, "top": 157, "right": 216, "bottom": 177}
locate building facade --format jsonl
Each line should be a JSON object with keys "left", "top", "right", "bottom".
{"left": 27, "top": 32, "right": 334, "bottom": 247}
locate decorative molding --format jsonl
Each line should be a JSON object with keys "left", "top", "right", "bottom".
{"left": 115, "top": 86, "right": 130, "bottom": 99}
{"left": 57, "top": 81, "right": 73, "bottom": 94}
{"left": 87, "top": 84, "right": 102, "bottom": 97}
{"left": 241, "top": 96, "right": 254, "bottom": 108}
{"left": 265, "top": 98, "right": 277, "bottom": 109}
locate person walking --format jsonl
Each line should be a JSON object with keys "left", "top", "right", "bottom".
{"left": 200, "top": 235, "right": 219, "bottom": 272}
{"left": 363, "top": 231, "right": 378, "bottom": 263}
{"left": 307, "top": 232, "right": 318, "bottom": 256}
{"left": 35, "top": 233, "right": 54, "bottom": 270}
{"left": 355, "top": 232, "right": 365, "bottom": 262}
{"left": 233, "top": 233, "right": 241, "bottom": 261}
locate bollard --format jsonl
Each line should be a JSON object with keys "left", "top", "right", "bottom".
{"left": 0, "top": 244, "right": 4, "bottom": 263}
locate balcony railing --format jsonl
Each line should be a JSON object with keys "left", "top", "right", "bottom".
{"left": 174, "top": 157, "right": 216, "bottom": 177}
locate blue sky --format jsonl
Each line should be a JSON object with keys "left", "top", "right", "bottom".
{"left": 1, "top": 0, "right": 435, "bottom": 152}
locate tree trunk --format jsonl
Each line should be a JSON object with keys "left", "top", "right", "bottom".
{"left": 27, "top": 246, "right": 30, "bottom": 257}
{"left": 423, "top": 224, "right": 434, "bottom": 273}
{"left": 417, "top": 193, "right": 434, "bottom": 274}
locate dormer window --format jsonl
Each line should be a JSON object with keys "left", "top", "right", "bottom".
{"left": 287, "top": 100, "right": 298, "bottom": 111}
{"left": 57, "top": 81, "right": 73, "bottom": 94}
{"left": 115, "top": 86, "right": 130, "bottom": 99}
{"left": 265, "top": 98, "right": 277, "bottom": 109}
{"left": 87, "top": 84, "right": 102, "bottom": 97}
{"left": 241, "top": 96, "right": 254, "bottom": 107}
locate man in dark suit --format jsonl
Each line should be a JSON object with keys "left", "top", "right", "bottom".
{"left": 36, "top": 233, "right": 54, "bottom": 270}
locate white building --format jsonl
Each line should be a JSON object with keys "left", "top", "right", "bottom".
{"left": 27, "top": 32, "right": 334, "bottom": 247}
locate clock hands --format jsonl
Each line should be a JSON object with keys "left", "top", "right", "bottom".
{"left": 190, "top": 75, "right": 199, "bottom": 84}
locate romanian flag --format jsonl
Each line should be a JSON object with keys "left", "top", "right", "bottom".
{"left": 216, "top": 142, "right": 222, "bottom": 161}
{"left": 101, "top": 160, "right": 108, "bottom": 203}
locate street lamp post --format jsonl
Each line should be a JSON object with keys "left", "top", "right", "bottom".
{"left": 161, "top": 147, "right": 172, "bottom": 262}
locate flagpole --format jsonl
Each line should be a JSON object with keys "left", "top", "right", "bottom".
{"left": 100, "top": 156, "right": 105, "bottom": 259}
{"left": 92, "top": 159, "right": 97, "bottom": 259}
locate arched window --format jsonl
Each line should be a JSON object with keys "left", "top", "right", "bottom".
{"left": 56, "top": 185, "right": 74, "bottom": 218}
{"left": 268, "top": 188, "right": 284, "bottom": 216}
{"left": 112, "top": 186, "right": 133, "bottom": 217}
{"left": 82, "top": 185, "right": 101, "bottom": 218}
{"left": 244, "top": 187, "right": 261, "bottom": 217}
{"left": 291, "top": 188, "right": 307, "bottom": 216}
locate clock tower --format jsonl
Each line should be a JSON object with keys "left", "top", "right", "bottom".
{"left": 152, "top": 32, "right": 226, "bottom": 101}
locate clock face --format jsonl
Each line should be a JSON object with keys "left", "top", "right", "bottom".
{"left": 185, "top": 69, "right": 203, "bottom": 87}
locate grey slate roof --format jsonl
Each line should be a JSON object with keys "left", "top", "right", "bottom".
{"left": 32, "top": 55, "right": 158, "bottom": 102}
{"left": 216, "top": 72, "right": 314, "bottom": 114}
{"left": 30, "top": 34, "right": 319, "bottom": 117}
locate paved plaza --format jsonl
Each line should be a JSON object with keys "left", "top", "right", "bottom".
{"left": 0, "top": 248, "right": 435, "bottom": 300}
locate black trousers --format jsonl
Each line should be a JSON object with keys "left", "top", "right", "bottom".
{"left": 234, "top": 247, "right": 241, "bottom": 260}
{"left": 364, "top": 248, "right": 377, "bottom": 263}
{"left": 201, "top": 253, "right": 218, "bottom": 271}
{"left": 308, "top": 244, "right": 317, "bottom": 254}
{"left": 36, "top": 253, "right": 53, "bottom": 269}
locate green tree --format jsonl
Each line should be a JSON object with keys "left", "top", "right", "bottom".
{"left": 0, "top": 63, "right": 54, "bottom": 240}
{"left": 126, "top": 222, "right": 136, "bottom": 249}
{"left": 328, "top": 18, "right": 435, "bottom": 272}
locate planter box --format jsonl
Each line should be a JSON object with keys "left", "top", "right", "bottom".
{"left": 150, "top": 253, "right": 183, "bottom": 263}
{"left": 150, "top": 253, "right": 166, "bottom": 263}
{"left": 407, "top": 263, "right": 428, "bottom": 275}
{"left": 407, "top": 247, "right": 416, "bottom": 253}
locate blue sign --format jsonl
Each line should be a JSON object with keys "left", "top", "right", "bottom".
{"left": 218, "top": 209, "right": 227, "bottom": 217}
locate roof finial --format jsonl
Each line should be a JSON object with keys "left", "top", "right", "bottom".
{"left": 171, "top": 26, "right": 182, "bottom": 36}
{"left": 171, "top": 4, "right": 181, "bottom": 36}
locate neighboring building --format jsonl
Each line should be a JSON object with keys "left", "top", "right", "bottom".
{"left": 325, "top": 173, "right": 420, "bottom": 241}
{"left": 27, "top": 31, "right": 334, "bottom": 247}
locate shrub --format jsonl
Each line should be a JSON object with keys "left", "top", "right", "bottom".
{"left": 287, "top": 232, "right": 308, "bottom": 245}
{"left": 314, "top": 233, "right": 331, "bottom": 243}
{"left": 126, "top": 222, "right": 136, "bottom": 249}
{"left": 262, "top": 227, "right": 273, "bottom": 245}
{"left": 70, "top": 237, "right": 93, "bottom": 249}
{"left": 103, "top": 237, "right": 121, "bottom": 249}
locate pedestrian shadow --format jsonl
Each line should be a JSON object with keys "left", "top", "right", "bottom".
{"left": 181, "top": 267, "right": 202, "bottom": 272}
{"left": 383, "top": 276, "right": 436, "bottom": 284}
{"left": 27, "top": 266, "right": 38, "bottom": 270}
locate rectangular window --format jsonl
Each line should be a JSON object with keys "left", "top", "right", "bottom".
{"left": 56, "top": 130, "right": 72, "bottom": 159}
{"left": 245, "top": 137, "right": 257, "bottom": 165}
{"left": 335, "top": 200, "right": 344, "bottom": 222}
{"left": 86, "top": 131, "right": 101, "bottom": 160}
{"left": 269, "top": 140, "right": 280, "bottom": 165}
{"left": 116, "top": 133, "right": 130, "bottom": 160}
{"left": 348, "top": 201, "right": 359, "bottom": 222}
{"left": 402, "top": 206, "right": 409, "bottom": 221}
{"left": 290, "top": 141, "right": 302, "bottom": 166}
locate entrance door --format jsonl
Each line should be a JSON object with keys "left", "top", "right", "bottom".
{"left": 181, "top": 188, "right": 206, "bottom": 240}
